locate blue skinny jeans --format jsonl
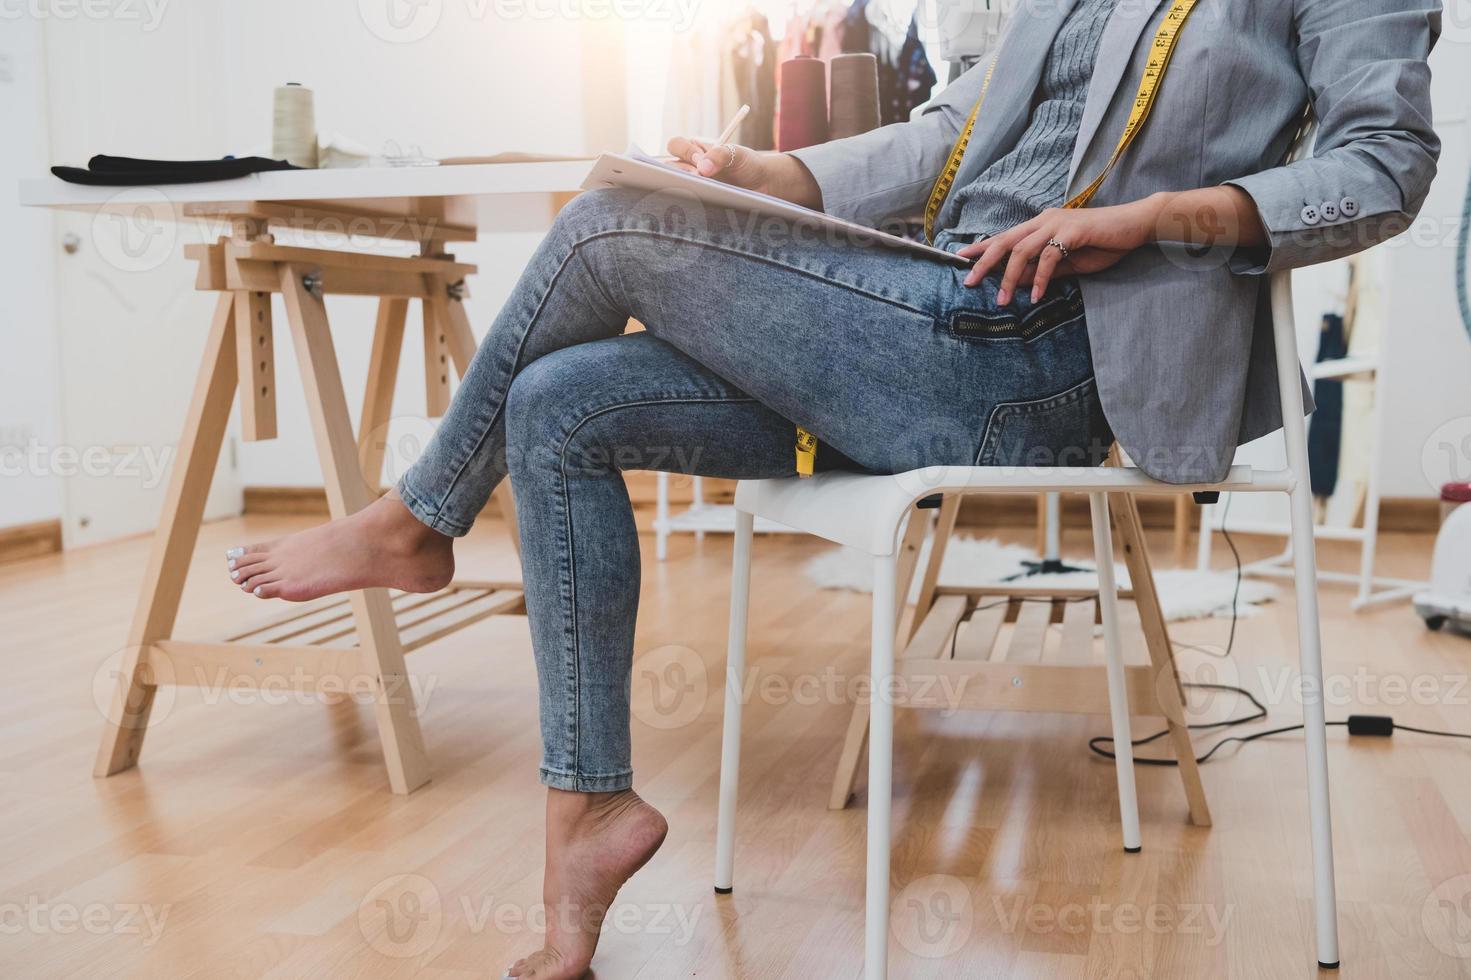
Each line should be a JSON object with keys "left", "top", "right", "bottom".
{"left": 398, "top": 189, "right": 1109, "bottom": 792}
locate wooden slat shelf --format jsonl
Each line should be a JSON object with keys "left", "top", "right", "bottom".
{"left": 828, "top": 491, "right": 1212, "bottom": 827}
{"left": 222, "top": 580, "right": 525, "bottom": 651}
{"left": 892, "top": 593, "right": 1160, "bottom": 716}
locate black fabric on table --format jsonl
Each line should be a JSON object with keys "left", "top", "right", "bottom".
{"left": 52, "top": 155, "right": 299, "bottom": 186}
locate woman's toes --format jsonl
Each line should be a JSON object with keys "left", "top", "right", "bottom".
{"left": 238, "top": 566, "right": 275, "bottom": 592}
{"left": 251, "top": 579, "right": 282, "bottom": 599}
{"left": 230, "top": 551, "right": 270, "bottom": 573}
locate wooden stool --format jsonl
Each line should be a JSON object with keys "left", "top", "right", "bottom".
{"left": 826, "top": 491, "right": 1211, "bottom": 827}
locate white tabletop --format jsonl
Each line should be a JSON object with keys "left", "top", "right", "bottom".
{"left": 18, "top": 160, "right": 594, "bottom": 225}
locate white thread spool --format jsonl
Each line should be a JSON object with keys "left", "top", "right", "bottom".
{"left": 272, "top": 82, "right": 318, "bottom": 168}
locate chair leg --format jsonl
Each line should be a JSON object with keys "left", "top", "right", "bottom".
{"left": 715, "top": 509, "right": 755, "bottom": 894}
{"left": 1195, "top": 500, "right": 1215, "bottom": 571}
{"left": 655, "top": 472, "right": 670, "bottom": 562}
{"left": 1111, "top": 493, "right": 1212, "bottom": 827}
{"left": 1288, "top": 479, "right": 1342, "bottom": 967}
{"left": 1089, "top": 493, "right": 1142, "bottom": 852}
{"left": 1270, "top": 268, "right": 1341, "bottom": 968}
{"left": 829, "top": 504, "right": 935, "bottom": 811}
{"left": 864, "top": 553, "right": 900, "bottom": 980}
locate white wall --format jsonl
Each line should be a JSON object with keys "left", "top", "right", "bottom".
{"left": 11, "top": 3, "right": 1471, "bottom": 542}
{"left": 1378, "top": 23, "right": 1471, "bottom": 499}
{"left": 27, "top": 3, "right": 629, "bottom": 507}
{"left": 0, "top": 17, "right": 62, "bottom": 529}
{"left": 225, "top": 4, "right": 623, "bottom": 489}
{"left": 1228, "top": 20, "right": 1471, "bottom": 529}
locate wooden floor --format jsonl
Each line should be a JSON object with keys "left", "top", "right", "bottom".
{"left": 1, "top": 511, "right": 1467, "bottom": 979}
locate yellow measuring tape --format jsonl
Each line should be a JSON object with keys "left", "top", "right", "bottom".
{"left": 927, "top": 0, "right": 1201, "bottom": 239}
{"left": 797, "top": 0, "right": 1201, "bottom": 477}
{"left": 924, "top": 58, "right": 1000, "bottom": 244}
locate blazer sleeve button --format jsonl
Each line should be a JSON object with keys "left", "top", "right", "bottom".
{"left": 1320, "top": 201, "right": 1340, "bottom": 222}
{"left": 1300, "top": 204, "right": 1321, "bottom": 226}
{"left": 1340, "top": 197, "right": 1360, "bottom": 218}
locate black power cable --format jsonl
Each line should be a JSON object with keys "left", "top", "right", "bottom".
{"left": 1087, "top": 495, "right": 1471, "bottom": 764}
{"left": 936, "top": 496, "right": 1471, "bottom": 761}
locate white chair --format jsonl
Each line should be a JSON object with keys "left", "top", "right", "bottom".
{"left": 712, "top": 280, "right": 1341, "bottom": 974}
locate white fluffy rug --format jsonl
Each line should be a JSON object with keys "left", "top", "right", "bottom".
{"left": 804, "top": 535, "right": 1279, "bottom": 622}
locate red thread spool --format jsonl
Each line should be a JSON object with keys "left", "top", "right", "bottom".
{"left": 778, "top": 56, "right": 829, "bottom": 152}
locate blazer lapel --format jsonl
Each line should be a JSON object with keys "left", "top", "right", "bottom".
{"left": 947, "top": 0, "right": 1079, "bottom": 198}
{"left": 1068, "top": 0, "right": 1167, "bottom": 183}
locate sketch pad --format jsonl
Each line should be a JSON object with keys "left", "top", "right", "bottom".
{"left": 582, "top": 148, "right": 971, "bottom": 268}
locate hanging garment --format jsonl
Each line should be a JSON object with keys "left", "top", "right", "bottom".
{"left": 1308, "top": 313, "right": 1348, "bottom": 499}
{"left": 777, "top": 10, "right": 814, "bottom": 64}
{"left": 663, "top": 12, "right": 738, "bottom": 142}
{"left": 842, "top": 0, "right": 938, "bottom": 125}
{"left": 814, "top": 0, "right": 849, "bottom": 62}
{"left": 726, "top": 12, "right": 778, "bottom": 150}
{"left": 936, "top": 0, "right": 1014, "bottom": 81}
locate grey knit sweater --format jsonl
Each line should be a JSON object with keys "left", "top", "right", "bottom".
{"left": 950, "top": 0, "right": 1118, "bottom": 237}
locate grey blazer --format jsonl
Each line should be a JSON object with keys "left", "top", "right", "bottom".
{"left": 790, "top": 0, "right": 1442, "bottom": 483}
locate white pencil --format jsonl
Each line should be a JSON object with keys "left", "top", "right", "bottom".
{"left": 714, "top": 104, "right": 752, "bottom": 148}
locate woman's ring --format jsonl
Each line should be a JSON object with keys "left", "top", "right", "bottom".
{"left": 1047, "top": 238, "right": 1072, "bottom": 260}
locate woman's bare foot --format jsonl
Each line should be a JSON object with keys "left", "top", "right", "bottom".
{"left": 225, "top": 490, "right": 455, "bottom": 601}
{"left": 506, "top": 789, "right": 669, "bottom": 980}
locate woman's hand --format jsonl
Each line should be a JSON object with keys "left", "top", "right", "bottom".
{"left": 960, "top": 187, "right": 1267, "bottom": 304}
{"left": 668, "top": 137, "right": 770, "bottom": 189}
{"left": 666, "top": 137, "right": 824, "bottom": 210}
{"left": 960, "top": 198, "right": 1159, "bottom": 303}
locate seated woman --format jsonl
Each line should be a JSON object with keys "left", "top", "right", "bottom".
{"left": 223, "top": 1, "right": 1440, "bottom": 976}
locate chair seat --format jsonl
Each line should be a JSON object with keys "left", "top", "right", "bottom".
{"left": 735, "top": 465, "right": 1289, "bottom": 556}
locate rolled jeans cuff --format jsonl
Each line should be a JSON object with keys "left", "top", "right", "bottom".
{"left": 539, "top": 767, "right": 634, "bottom": 793}
{"left": 396, "top": 476, "right": 475, "bottom": 538}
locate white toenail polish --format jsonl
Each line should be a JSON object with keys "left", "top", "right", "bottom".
{"left": 231, "top": 572, "right": 240, "bottom": 581}
{"left": 254, "top": 586, "right": 263, "bottom": 597}
{"left": 228, "top": 560, "right": 236, "bottom": 570}
{"left": 227, "top": 547, "right": 244, "bottom": 559}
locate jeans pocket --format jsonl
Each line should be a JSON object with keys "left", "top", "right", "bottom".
{"left": 976, "top": 376, "right": 1113, "bottom": 468}
{"left": 947, "top": 286, "right": 1085, "bottom": 344}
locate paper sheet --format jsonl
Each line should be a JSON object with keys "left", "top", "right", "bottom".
{"left": 581, "top": 146, "right": 971, "bottom": 268}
